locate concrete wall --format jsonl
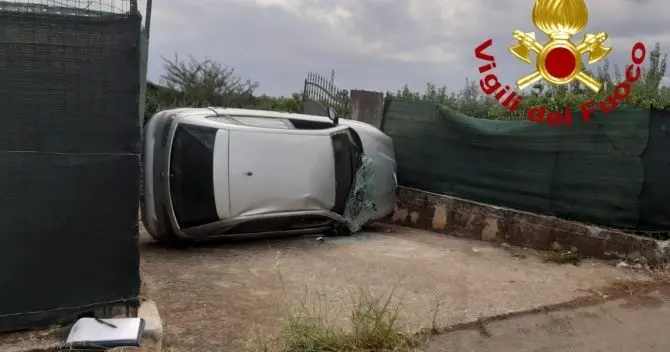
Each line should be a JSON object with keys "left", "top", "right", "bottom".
{"left": 387, "top": 187, "right": 670, "bottom": 266}
{"left": 349, "top": 90, "right": 384, "bottom": 128}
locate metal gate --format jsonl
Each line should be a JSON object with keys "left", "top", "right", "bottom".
{"left": 302, "top": 71, "right": 350, "bottom": 117}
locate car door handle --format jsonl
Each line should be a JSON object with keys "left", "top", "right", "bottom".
{"left": 245, "top": 171, "right": 253, "bottom": 176}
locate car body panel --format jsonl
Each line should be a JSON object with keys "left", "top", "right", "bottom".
{"left": 142, "top": 107, "right": 397, "bottom": 242}
{"left": 227, "top": 129, "right": 337, "bottom": 217}
{"left": 212, "top": 129, "right": 231, "bottom": 219}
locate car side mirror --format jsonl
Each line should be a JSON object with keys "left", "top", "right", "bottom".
{"left": 327, "top": 106, "right": 339, "bottom": 126}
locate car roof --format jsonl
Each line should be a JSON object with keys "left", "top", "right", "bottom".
{"left": 164, "top": 107, "right": 337, "bottom": 124}
{"left": 206, "top": 107, "right": 334, "bottom": 123}
{"left": 165, "top": 107, "right": 337, "bottom": 126}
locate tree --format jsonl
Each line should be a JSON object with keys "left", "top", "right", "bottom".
{"left": 250, "top": 92, "right": 303, "bottom": 113}
{"left": 145, "top": 55, "right": 303, "bottom": 120}
{"left": 159, "top": 54, "right": 259, "bottom": 107}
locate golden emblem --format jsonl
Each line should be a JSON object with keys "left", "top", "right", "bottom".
{"left": 509, "top": 0, "right": 611, "bottom": 92}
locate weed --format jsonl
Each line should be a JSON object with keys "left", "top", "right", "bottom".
{"left": 263, "top": 289, "right": 410, "bottom": 352}
{"left": 543, "top": 242, "right": 581, "bottom": 265}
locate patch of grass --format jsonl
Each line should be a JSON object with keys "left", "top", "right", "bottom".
{"left": 542, "top": 242, "right": 581, "bottom": 265}
{"left": 267, "top": 289, "right": 412, "bottom": 352}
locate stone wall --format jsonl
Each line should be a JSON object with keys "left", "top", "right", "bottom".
{"left": 388, "top": 187, "right": 670, "bottom": 265}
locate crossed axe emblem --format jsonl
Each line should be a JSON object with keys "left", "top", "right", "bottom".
{"left": 509, "top": 0, "right": 612, "bottom": 93}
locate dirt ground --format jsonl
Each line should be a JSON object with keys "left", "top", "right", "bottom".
{"left": 139, "top": 224, "right": 651, "bottom": 352}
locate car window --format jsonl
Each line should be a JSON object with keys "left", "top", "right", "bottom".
{"left": 169, "top": 124, "right": 219, "bottom": 228}
{"left": 229, "top": 116, "right": 294, "bottom": 129}
{"left": 288, "top": 118, "right": 334, "bottom": 129}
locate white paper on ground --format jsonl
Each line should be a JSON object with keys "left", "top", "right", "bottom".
{"left": 65, "top": 317, "right": 145, "bottom": 347}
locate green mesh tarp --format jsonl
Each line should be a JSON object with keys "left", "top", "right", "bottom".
{"left": 0, "top": 8, "right": 141, "bottom": 331}
{"left": 639, "top": 108, "right": 670, "bottom": 230}
{"left": 382, "top": 97, "right": 650, "bottom": 229}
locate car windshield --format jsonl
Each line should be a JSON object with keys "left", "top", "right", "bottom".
{"left": 330, "top": 130, "right": 363, "bottom": 215}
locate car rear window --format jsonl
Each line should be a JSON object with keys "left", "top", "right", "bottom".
{"left": 169, "top": 124, "right": 220, "bottom": 228}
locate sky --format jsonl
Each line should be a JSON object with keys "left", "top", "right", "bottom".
{"left": 144, "top": 0, "right": 670, "bottom": 96}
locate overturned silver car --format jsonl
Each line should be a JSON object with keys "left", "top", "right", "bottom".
{"left": 142, "top": 107, "right": 397, "bottom": 244}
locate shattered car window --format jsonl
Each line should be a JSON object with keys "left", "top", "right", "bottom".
{"left": 343, "top": 156, "right": 380, "bottom": 232}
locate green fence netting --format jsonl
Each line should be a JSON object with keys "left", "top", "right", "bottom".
{"left": 0, "top": 2, "right": 141, "bottom": 332}
{"left": 382, "top": 97, "right": 652, "bottom": 230}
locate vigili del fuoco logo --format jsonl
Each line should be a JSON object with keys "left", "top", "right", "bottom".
{"left": 473, "top": 0, "right": 646, "bottom": 126}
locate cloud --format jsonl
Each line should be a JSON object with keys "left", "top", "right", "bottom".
{"left": 146, "top": 0, "right": 670, "bottom": 96}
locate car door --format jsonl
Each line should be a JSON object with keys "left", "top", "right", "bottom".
{"left": 227, "top": 129, "right": 337, "bottom": 217}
